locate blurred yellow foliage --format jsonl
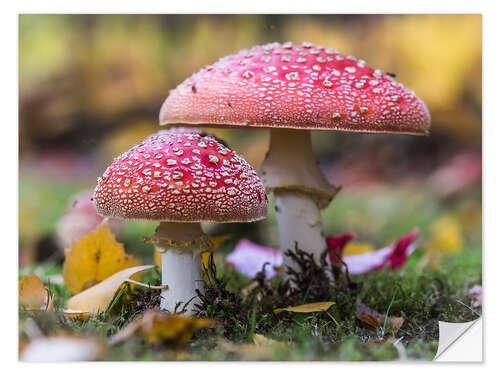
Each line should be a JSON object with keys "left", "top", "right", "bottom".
{"left": 63, "top": 223, "right": 141, "bottom": 294}
{"left": 427, "top": 215, "right": 464, "bottom": 254}
{"left": 379, "top": 16, "right": 481, "bottom": 106}
{"left": 101, "top": 121, "right": 157, "bottom": 160}
{"left": 80, "top": 16, "right": 168, "bottom": 118}
{"left": 19, "top": 14, "right": 482, "bottom": 154}
{"left": 377, "top": 15, "right": 481, "bottom": 140}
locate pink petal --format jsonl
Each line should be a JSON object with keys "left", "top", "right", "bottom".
{"left": 226, "top": 239, "right": 283, "bottom": 280}
{"left": 56, "top": 190, "right": 121, "bottom": 249}
{"left": 468, "top": 285, "right": 482, "bottom": 308}
{"left": 342, "top": 229, "right": 419, "bottom": 274}
{"left": 343, "top": 247, "right": 393, "bottom": 274}
{"left": 381, "top": 228, "right": 419, "bottom": 270}
{"left": 326, "top": 233, "right": 357, "bottom": 265}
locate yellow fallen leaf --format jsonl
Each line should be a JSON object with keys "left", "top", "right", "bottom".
{"left": 218, "top": 339, "right": 274, "bottom": 359}
{"left": 253, "top": 333, "right": 290, "bottom": 348}
{"left": 200, "top": 252, "right": 211, "bottom": 271}
{"left": 274, "top": 301, "right": 335, "bottom": 315}
{"left": 19, "top": 274, "right": 53, "bottom": 312}
{"left": 110, "top": 310, "right": 214, "bottom": 349}
{"left": 209, "top": 234, "right": 232, "bottom": 251}
{"left": 63, "top": 223, "right": 141, "bottom": 294}
{"left": 66, "top": 265, "right": 154, "bottom": 316}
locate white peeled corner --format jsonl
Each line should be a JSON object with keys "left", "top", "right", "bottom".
{"left": 434, "top": 317, "right": 482, "bottom": 362}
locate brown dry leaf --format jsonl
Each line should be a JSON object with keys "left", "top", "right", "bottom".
{"left": 63, "top": 223, "right": 141, "bottom": 294}
{"left": 360, "top": 337, "right": 396, "bottom": 348}
{"left": 274, "top": 301, "right": 335, "bottom": 315}
{"left": 356, "top": 303, "right": 404, "bottom": 333}
{"left": 66, "top": 265, "right": 154, "bottom": 316}
{"left": 241, "top": 280, "right": 260, "bottom": 303}
{"left": 109, "top": 310, "right": 214, "bottom": 349}
{"left": 19, "top": 274, "right": 53, "bottom": 312}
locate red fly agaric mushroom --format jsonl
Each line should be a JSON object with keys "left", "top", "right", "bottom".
{"left": 93, "top": 130, "right": 268, "bottom": 313}
{"left": 159, "top": 42, "right": 430, "bottom": 269}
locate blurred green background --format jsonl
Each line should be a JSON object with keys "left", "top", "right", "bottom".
{"left": 19, "top": 14, "right": 481, "bottom": 266}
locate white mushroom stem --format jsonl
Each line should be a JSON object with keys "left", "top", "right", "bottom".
{"left": 160, "top": 251, "right": 202, "bottom": 313}
{"left": 261, "top": 129, "right": 338, "bottom": 270}
{"left": 274, "top": 190, "right": 325, "bottom": 264}
{"left": 153, "top": 222, "right": 206, "bottom": 314}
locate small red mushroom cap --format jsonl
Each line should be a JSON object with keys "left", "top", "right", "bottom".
{"left": 160, "top": 42, "right": 430, "bottom": 135}
{"left": 93, "top": 131, "right": 269, "bottom": 222}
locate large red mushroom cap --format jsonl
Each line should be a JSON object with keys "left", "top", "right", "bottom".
{"left": 93, "top": 131, "right": 268, "bottom": 222}
{"left": 160, "top": 42, "right": 430, "bottom": 135}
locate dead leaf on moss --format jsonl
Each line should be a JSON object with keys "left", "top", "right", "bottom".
{"left": 109, "top": 310, "right": 214, "bottom": 349}
{"left": 66, "top": 265, "right": 155, "bottom": 316}
{"left": 356, "top": 303, "right": 404, "bottom": 333}
{"left": 19, "top": 274, "right": 53, "bottom": 312}
{"left": 253, "top": 333, "right": 290, "bottom": 348}
{"left": 217, "top": 339, "right": 274, "bottom": 359}
{"left": 63, "top": 223, "right": 141, "bottom": 294}
{"left": 360, "top": 337, "right": 396, "bottom": 348}
{"left": 274, "top": 301, "right": 335, "bottom": 315}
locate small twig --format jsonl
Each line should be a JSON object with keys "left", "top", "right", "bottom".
{"left": 456, "top": 299, "right": 481, "bottom": 317}
{"left": 324, "top": 310, "right": 339, "bottom": 326}
{"left": 125, "top": 279, "right": 168, "bottom": 290}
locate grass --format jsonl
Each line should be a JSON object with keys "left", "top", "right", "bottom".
{"left": 19, "top": 175, "right": 482, "bottom": 361}
{"left": 19, "top": 242, "right": 481, "bottom": 361}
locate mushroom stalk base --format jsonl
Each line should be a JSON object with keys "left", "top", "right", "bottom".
{"left": 274, "top": 190, "right": 326, "bottom": 268}
{"left": 154, "top": 222, "right": 205, "bottom": 314}
{"left": 159, "top": 249, "right": 202, "bottom": 314}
